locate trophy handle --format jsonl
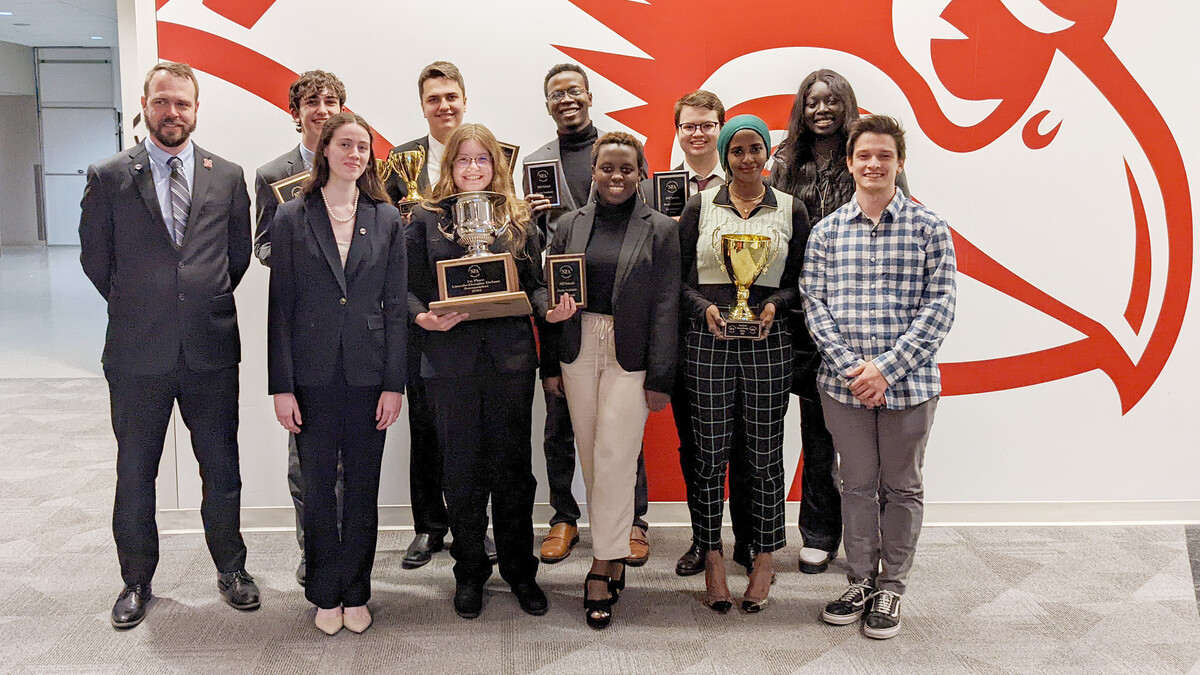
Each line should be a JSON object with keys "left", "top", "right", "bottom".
{"left": 437, "top": 220, "right": 458, "bottom": 244}
{"left": 710, "top": 225, "right": 729, "bottom": 276}
{"left": 757, "top": 229, "right": 783, "bottom": 277}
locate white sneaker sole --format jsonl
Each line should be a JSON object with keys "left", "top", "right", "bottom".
{"left": 863, "top": 618, "right": 902, "bottom": 639}
{"left": 821, "top": 608, "right": 863, "bottom": 625}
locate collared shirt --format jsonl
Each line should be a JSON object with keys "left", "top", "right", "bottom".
{"left": 684, "top": 161, "right": 725, "bottom": 196}
{"left": 801, "top": 188, "right": 957, "bottom": 409}
{"left": 426, "top": 134, "right": 446, "bottom": 187}
{"left": 298, "top": 142, "right": 315, "bottom": 171}
{"left": 144, "top": 137, "right": 194, "bottom": 237}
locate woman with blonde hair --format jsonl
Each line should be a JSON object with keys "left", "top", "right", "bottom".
{"left": 407, "top": 123, "right": 558, "bottom": 619}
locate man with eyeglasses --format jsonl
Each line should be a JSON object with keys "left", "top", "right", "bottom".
{"left": 252, "top": 70, "right": 346, "bottom": 588}
{"left": 524, "top": 63, "right": 652, "bottom": 567}
{"left": 638, "top": 90, "right": 727, "bottom": 210}
{"left": 383, "top": 61, "right": 498, "bottom": 570}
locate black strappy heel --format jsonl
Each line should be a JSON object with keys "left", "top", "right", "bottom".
{"left": 584, "top": 573, "right": 614, "bottom": 629}
{"left": 608, "top": 562, "right": 626, "bottom": 603}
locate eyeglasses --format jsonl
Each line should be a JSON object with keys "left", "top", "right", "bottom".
{"left": 678, "top": 122, "right": 719, "bottom": 135}
{"left": 454, "top": 155, "right": 493, "bottom": 169}
{"left": 547, "top": 86, "right": 587, "bottom": 102}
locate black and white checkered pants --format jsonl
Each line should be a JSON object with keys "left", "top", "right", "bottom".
{"left": 684, "top": 320, "right": 791, "bottom": 554}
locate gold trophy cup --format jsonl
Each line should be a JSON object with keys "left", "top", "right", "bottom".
{"left": 391, "top": 147, "right": 426, "bottom": 204}
{"left": 712, "top": 231, "right": 779, "bottom": 339}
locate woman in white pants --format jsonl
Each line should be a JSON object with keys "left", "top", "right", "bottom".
{"left": 541, "top": 132, "right": 681, "bottom": 629}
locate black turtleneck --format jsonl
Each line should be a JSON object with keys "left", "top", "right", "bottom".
{"left": 560, "top": 123, "right": 598, "bottom": 206}
{"left": 584, "top": 195, "right": 636, "bottom": 315}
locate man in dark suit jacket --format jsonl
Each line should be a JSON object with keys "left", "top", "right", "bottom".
{"left": 383, "top": 61, "right": 466, "bottom": 205}
{"left": 251, "top": 70, "right": 346, "bottom": 587}
{"left": 79, "top": 62, "right": 258, "bottom": 630}
{"left": 524, "top": 63, "right": 652, "bottom": 567}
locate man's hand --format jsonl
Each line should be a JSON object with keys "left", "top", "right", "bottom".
{"left": 527, "top": 193, "right": 552, "bottom": 216}
{"left": 375, "top": 391, "right": 403, "bottom": 430}
{"left": 274, "top": 393, "right": 302, "bottom": 433}
{"left": 416, "top": 310, "right": 467, "bottom": 332}
{"left": 846, "top": 361, "right": 888, "bottom": 408}
{"left": 645, "top": 390, "right": 670, "bottom": 412}
{"left": 543, "top": 376, "right": 565, "bottom": 398}
{"left": 545, "top": 293, "right": 578, "bottom": 323}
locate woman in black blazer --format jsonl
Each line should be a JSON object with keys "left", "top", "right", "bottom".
{"left": 268, "top": 112, "right": 407, "bottom": 635}
{"left": 541, "top": 132, "right": 680, "bottom": 629}
{"left": 406, "top": 123, "right": 552, "bottom": 620}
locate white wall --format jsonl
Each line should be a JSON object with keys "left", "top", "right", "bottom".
{"left": 122, "top": 0, "right": 1200, "bottom": 526}
{"left": 0, "top": 95, "right": 40, "bottom": 246}
{"left": 0, "top": 40, "right": 34, "bottom": 95}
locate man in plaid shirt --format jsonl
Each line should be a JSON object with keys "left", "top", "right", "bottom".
{"left": 802, "top": 115, "right": 956, "bottom": 639}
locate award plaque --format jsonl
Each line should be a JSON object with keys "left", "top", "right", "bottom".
{"left": 711, "top": 231, "right": 779, "bottom": 339}
{"left": 270, "top": 171, "right": 311, "bottom": 205}
{"left": 524, "top": 159, "right": 562, "bottom": 207}
{"left": 546, "top": 253, "right": 586, "bottom": 308}
{"left": 652, "top": 170, "right": 690, "bottom": 217}
{"left": 428, "top": 191, "right": 533, "bottom": 321}
{"left": 498, "top": 141, "right": 520, "bottom": 177}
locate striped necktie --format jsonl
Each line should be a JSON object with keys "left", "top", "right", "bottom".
{"left": 167, "top": 156, "right": 190, "bottom": 246}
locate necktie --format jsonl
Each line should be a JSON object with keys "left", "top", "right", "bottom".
{"left": 693, "top": 176, "right": 712, "bottom": 195}
{"left": 167, "top": 156, "right": 190, "bottom": 245}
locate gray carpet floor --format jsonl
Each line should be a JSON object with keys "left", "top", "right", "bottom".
{"left": 2, "top": 377, "right": 1199, "bottom": 674}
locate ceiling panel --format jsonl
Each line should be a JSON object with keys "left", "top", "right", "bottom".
{"left": 0, "top": 0, "right": 117, "bottom": 48}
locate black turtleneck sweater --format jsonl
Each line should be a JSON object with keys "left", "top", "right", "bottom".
{"left": 584, "top": 195, "right": 636, "bottom": 315}
{"left": 560, "top": 123, "right": 598, "bottom": 207}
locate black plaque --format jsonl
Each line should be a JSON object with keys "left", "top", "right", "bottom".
{"left": 270, "top": 170, "right": 311, "bottom": 205}
{"left": 653, "top": 170, "right": 690, "bottom": 217}
{"left": 546, "top": 253, "right": 587, "bottom": 308}
{"left": 524, "top": 159, "right": 562, "bottom": 207}
{"left": 720, "top": 318, "right": 764, "bottom": 339}
{"left": 439, "top": 258, "right": 510, "bottom": 299}
{"left": 498, "top": 141, "right": 520, "bottom": 177}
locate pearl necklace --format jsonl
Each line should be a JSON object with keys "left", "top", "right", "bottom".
{"left": 321, "top": 186, "right": 359, "bottom": 224}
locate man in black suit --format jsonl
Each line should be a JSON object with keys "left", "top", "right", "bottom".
{"left": 525, "top": 63, "right": 651, "bottom": 566}
{"left": 79, "top": 61, "right": 258, "bottom": 630}
{"left": 382, "top": 61, "right": 497, "bottom": 568}
{"left": 252, "top": 69, "right": 346, "bottom": 586}
{"left": 637, "top": 91, "right": 757, "bottom": 578}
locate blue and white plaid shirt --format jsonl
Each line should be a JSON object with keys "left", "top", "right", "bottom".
{"left": 801, "top": 188, "right": 956, "bottom": 409}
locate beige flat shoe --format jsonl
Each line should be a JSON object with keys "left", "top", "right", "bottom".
{"left": 343, "top": 606, "right": 372, "bottom": 634}
{"left": 315, "top": 607, "right": 343, "bottom": 635}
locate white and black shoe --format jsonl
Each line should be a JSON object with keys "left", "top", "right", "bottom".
{"left": 820, "top": 580, "right": 874, "bottom": 625}
{"left": 863, "top": 589, "right": 903, "bottom": 639}
{"left": 798, "top": 547, "right": 836, "bottom": 574}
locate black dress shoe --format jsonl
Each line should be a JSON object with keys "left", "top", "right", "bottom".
{"left": 402, "top": 532, "right": 444, "bottom": 570}
{"left": 675, "top": 542, "right": 706, "bottom": 577}
{"left": 218, "top": 570, "right": 261, "bottom": 610}
{"left": 295, "top": 557, "right": 306, "bottom": 586}
{"left": 484, "top": 535, "right": 498, "bottom": 564}
{"left": 454, "top": 581, "right": 484, "bottom": 619}
{"left": 111, "top": 583, "right": 151, "bottom": 629}
{"left": 511, "top": 580, "right": 548, "bottom": 616}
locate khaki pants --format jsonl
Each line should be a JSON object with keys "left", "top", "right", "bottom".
{"left": 561, "top": 313, "right": 648, "bottom": 561}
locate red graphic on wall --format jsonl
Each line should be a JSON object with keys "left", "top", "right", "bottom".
{"left": 156, "top": 0, "right": 1191, "bottom": 502}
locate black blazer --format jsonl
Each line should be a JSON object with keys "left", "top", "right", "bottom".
{"left": 406, "top": 202, "right": 548, "bottom": 379}
{"left": 79, "top": 142, "right": 252, "bottom": 375}
{"left": 253, "top": 144, "right": 305, "bottom": 266}
{"left": 384, "top": 136, "right": 431, "bottom": 204}
{"left": 267, "top": 191, "right": 408, "bottom": 393}
{"left": 540, "top": 198, "right": 681, "bottom": 394}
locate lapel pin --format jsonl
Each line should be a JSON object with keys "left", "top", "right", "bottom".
{"left": 203, "top": 157, "right": 213, "bottom": 169}
{"left": 359, "top": 227, "right": 367, "bottom": 235}
{"left": 133, "top": 163, "right": 143, "bottom": 171}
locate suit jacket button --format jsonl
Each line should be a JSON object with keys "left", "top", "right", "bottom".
{"left": 178, "top": 293, "right": 185, "bottom": 301}
{"left": 340, "top": 297, "right": 347, "bottom": 305}
{"left": 178, "top": 261, "right": 184, "bottom": 269}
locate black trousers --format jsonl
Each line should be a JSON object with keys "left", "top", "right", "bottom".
{"left": 544, "top": 390, "right": 650, "bottom": 530}
{"left": 428, "top": 367, "right": 538, "bottom": 586}
{"left": 407, "top": 344, "right": 449, "bottom": 537}
{"left": 294, "top": 379, "right": 386, "bottom": 609}
{"left": 671, "top": 368, "right": 753, "bottom": 551}
{"left": 106, "top": 359, "right": 246, "bottom": 586}
{"left": 798, "top": 394, "right": 842, "bottom": 552}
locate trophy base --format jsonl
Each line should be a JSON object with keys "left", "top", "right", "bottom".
{"left": 720, "top": 318, "right": 764, "bottom": 339}
{"left": 429, "top": 291, "right": 533, "bottom": 321}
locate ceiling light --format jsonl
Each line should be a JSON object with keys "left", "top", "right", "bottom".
{"left": 90, "top": 35, "right": 103, "bottom": 40}
{"left": 13, "top": 22, "right": 29, "bottom": 26}
{"left": 0, "top": 11, "right": 13, "bottom": 16}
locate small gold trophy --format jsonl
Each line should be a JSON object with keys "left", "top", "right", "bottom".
{"left": 712, "top": 231, "right": 779, "bottom": 339}
{"left": 391, "top": 147, "right": 426, "bottom": 204}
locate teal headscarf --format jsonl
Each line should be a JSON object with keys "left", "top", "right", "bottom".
{"left": 717, "top": 114, "right": 771, "bottom": 176}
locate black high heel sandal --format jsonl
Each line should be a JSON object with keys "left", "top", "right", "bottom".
{"left": 584, "top": 573, "right": 614, "bottom": 630}
{"left": 608, "top": 562, "right": 626, "bottom": 603}
{"left": 702, "top": 550, "right": 732, "bottom": 614}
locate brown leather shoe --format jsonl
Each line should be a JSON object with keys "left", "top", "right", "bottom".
{"left": 625, "top": 526, "right": 650, "bottom": 567}
{"left": 539, "top": 523, "right": 579, "bottom": 563}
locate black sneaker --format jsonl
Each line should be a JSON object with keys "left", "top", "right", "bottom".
{"left": 820, "top": 580, "right": 874, "bottom": 625}
{"left": 863, "top": 590, "right": 902, "bottom": 639}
